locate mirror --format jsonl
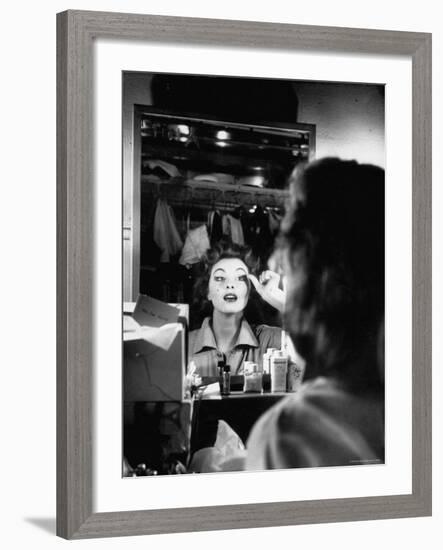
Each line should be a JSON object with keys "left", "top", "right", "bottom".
{"left": 136, "top": 108, "right": 315, "bottom": 329}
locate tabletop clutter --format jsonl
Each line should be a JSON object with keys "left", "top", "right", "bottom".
{"left": 213, "top": 348, "right": 303, "bottom": 396}
{"left": 185, "top": 327, "right": 304, "bottom": 398}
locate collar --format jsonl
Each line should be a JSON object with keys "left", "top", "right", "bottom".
{"left": 195, "top": 317, "right": 259, "bottom": 353}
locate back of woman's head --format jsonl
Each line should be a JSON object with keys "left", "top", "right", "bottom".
{"left": 280, "top": 158, "right": 385, "bottom": 391}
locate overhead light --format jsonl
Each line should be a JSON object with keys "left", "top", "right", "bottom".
{"left": 177, "top": 124, "right": 190, "bottom": 135}
{"left": 216, "top": 130, "right": 230, "bottom": 140}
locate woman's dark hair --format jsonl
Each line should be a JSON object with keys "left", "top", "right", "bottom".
{"left": 191, "top": 238, "right": 262, "bottom": 327}
{"left": 280, "top": 158, "right": 385, "bottom": 392}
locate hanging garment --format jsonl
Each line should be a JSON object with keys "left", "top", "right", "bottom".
{"left": 207, "top": 210, "right": 223, "bottom": 245}
{"left": 268, "top": 210, "right": 283, "bottom": 235}
{"left": 153, "top": 199, "right": 183, "bottom": 262}
{"left": 140, "top": 193, "right": 161, "bottom": 267}
{"left": 244, "top": 206, "right": 273, "bottom": 261}
{"left": 222, "top": 214, "right": 245, "bottom": 245}
{"left": 179, "top": 213, "right": 211, "bottom": 266}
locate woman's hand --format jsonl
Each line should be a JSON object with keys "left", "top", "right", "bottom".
{"left": 248, "top": 270, "right": 286, "bottom": 313}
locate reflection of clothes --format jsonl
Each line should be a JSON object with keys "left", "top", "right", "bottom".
{"left": 145, "top": 159, "right": 180, "bottom": 178}
{"left": 243, "top": 207, "right": 273, "bottom": 259}
{"left": 246, "top": 377, "right": 385, "bottom": 469}
{"left": 193, "top": 173, "right": 235, "bottom": 185}
{"left": 207, "top": 210, "right": 223, "bottom": 245}
{"left": 153, "top": 199, "right": 183, "bottom": 262}
{"left": 268, "top": 210, "right": 282, "bottom": 235}
{"left": 179, "top": 224, "right": 210, "bottom": 266}
{"left": 189, "top": 317, "right": 281, "bottom": 377}
{"left": 222, "top": 214, "right": 245, "bottom": 245}
{"left": 140, "top": 194, "right": 161, "bottom": 267}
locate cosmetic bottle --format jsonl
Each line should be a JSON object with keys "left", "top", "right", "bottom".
{"left": 262, "top": 348, "right": 277, "bottom": 374}
{"left": 243, "top": 362, "right": 263, "bottom": 393}
{"left": 270, "top": 350, "right": 288, "bottom": 393}
{"left": 221, "top": 364, "right": 231, "bottom": 396}
{"left": 217, "top": 359, "right": 225, "bottom": 393}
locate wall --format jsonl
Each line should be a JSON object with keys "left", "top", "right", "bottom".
{"left": 2, "top": 2, "right": 441, "bottom": 550}
{"left": 295, "top": 82, "right": 385, "bottom": 167}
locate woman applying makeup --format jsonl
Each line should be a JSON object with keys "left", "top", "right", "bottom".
{"left": 188, "top": 239, "right": 285, "bottom": 377}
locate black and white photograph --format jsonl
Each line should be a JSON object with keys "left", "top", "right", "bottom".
{"left": 1, "top": 0, "right": 439, "bottom": 545}
{"left": 122, "top": 72, "right": 386, "bottom": 477}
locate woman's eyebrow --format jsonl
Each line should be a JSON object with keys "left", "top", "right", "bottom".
{"left": 236, "top": 268, "right": 248, "bottom": 273}
{"left": 213, "top": 268, "right": 226, "bottom": 275}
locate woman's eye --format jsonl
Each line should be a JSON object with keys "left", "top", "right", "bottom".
{"left": 238, "top": 275, "right": 247, "bottom": 282}
{"left": 214, "top": 276, "right": 225, "bottom": 282}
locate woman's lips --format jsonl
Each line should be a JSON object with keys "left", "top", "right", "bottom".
{"left": 223, "top": 293, "right": 238, "bottom": 302}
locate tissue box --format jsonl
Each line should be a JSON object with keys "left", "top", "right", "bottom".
{"left": 123, "top": 323, "right": 186, "bottom": 402}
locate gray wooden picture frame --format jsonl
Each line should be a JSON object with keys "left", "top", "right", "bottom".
{"left": 56, "top": 9, "right": 432, "bottom": 540}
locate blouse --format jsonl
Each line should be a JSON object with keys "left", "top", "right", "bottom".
{"left": 246, "top": 376, "right": 385, "bottom": 469}
{"left": 188, "top": 317, "right": 281, "bottom": 377}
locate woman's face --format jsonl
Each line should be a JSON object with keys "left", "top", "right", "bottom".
{"left": 207, "top": 258, "right": 250, "bottom": 315}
